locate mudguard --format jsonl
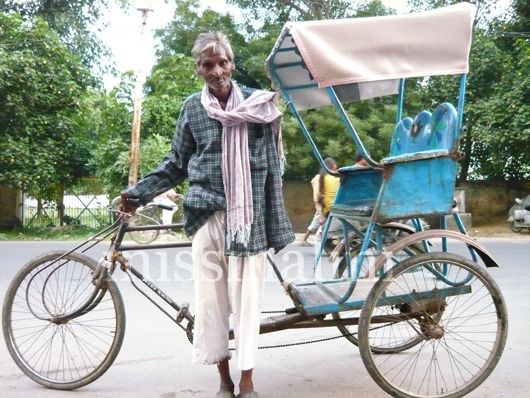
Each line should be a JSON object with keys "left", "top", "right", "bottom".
{"left": 372, "top": 229, "right": 499, "bottom": 276}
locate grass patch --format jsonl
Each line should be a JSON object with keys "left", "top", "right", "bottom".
{"left": 0, "top": 226, "right": 103, "bottom": 241}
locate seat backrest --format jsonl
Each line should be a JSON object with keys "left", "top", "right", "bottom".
{"left": 389, "top": 103, "right": 458, "bottom": 157}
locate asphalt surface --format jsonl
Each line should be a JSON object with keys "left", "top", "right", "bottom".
{"left": 0, "top": 237, "right": 528, "bottom": 398}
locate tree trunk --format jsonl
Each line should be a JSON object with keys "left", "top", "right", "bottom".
{"left": 128, "top": 94, "right": 142, "bottom": 187}
{"left": 458, "top": 124, "right": 473, "bottom": 183}
{"left": 57, "top": 183, "right": 65, "bottom": 226}
{"left": 37, "top": 198, "right": 43, "bottom": 218}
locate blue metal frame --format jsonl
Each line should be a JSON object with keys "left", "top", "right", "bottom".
{"left": 396, "top": 78, "right": 406, "bottom": 124}
{"left": 456, "top": 74, "right": 467, "bottom": 137}
{"left": 325, "top": 86, "right": 380, "bottom": 167}
{"left": 269, "top": 64, "right": 335, "bottom": 174}
{"left": 269, "top": 38, "right": 474, "bottom": 307}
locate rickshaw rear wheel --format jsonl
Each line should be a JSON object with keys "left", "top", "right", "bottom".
{"left": 358, "top": 252, "right": 507, "bottom": 398}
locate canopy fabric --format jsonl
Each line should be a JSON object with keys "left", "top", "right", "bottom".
{"left": 289, "top": 2, "right": 474, "bottom": 87}
{"left": 266, "top": 3, "right": 475, "bottom": 110}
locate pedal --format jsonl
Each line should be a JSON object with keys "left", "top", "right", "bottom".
{"left": 176, "top": 302, "right": 190, "bottom": 323}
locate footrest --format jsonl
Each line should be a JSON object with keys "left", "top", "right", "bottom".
{"left": 289, "top": 279, "right": 472, "bottom": 316}
{"left": 330, "top": 203, "right": 374, "bottom": 217}
{"left": 289, "top": 280, "right": 374, "bottom": 315}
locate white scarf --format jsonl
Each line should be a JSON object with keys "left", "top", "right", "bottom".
{"left": 201, "top": 82, "right": 284, "bottom": 247}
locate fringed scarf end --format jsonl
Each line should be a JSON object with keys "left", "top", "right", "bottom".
{"left": 228, "top": 224, "right": 252, "bottom": 248}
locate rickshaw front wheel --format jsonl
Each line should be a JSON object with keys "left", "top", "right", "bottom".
{"left": 2, "top": 251, "right": 126, "bottom": 390}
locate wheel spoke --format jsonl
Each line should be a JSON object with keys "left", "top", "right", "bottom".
{"left": 3, "top": 251, "right": 125, "bottom": 388}
{"left": 359, "top": 253, "right": 507, "bottom": 398}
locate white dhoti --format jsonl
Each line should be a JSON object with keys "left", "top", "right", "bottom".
{"left": 191, "top": 211, "right": 266, "bottom": 370}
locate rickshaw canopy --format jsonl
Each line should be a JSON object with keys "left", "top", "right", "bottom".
{"left": 266, "top": 2, "right": 475, "bottom": 110}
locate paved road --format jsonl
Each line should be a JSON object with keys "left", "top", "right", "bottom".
{"left": 0, "top": 238, "right": 528, "bottom": 398}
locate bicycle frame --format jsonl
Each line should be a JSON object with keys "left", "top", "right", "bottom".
{"left": 45, "top": 216, "right": 447, "bottom": 341}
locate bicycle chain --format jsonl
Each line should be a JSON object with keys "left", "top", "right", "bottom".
{"left": 250, "top": 314, "right": 405, "bottom": 350}
{"left": 253, "top": 332, "right": 356, "bottom": 350}
{"left": 186, "top": 310, "right": 401, "bottom": 350}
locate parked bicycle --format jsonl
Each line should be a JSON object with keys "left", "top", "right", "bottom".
{"left": 109, "top": 196, "right": 177, "bottom": 244}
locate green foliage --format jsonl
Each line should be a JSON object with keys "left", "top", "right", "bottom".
{"left": 4, "top": 0, "right": 522, "bottom": 205}
{"left": 1, "top": 0, "right": 127, "bottom": 72}
{"left": 281, "top": 98, "right": 397, "bottom": 179}
{"left": 155, "top": 0, "right": 257, "bottom": 86}
{"left": 143, "top": 54, "right": 202, "bottom": 138}
{"left": 408, "top": 0, "right": 530, "bottom": 180}
{"left": 0, "top": 13, "right": 92, "bottom": 200}
{"left": 101, "top": 133, "right": 174, "bottom": 197}
{"left": 138, "top": 134, "right": 173, "bottom": 178}
{"left": 228, "top": 0, "right": 393, "bottom": 22}
{"left": 469, "top": 37, "right": 530, "bottom": 180}
{"left": 89, "top": 58, "right": 198, "bottom": 197}
{"left": 238, "top": 29, "right": 280, "bottom": 89}
{"left": 88, "top": 75, "right": 134, "bottom": 197}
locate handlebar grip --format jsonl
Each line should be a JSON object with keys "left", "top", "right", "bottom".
{"left": 157, "top": 203, "right": 176, "bottom": 211}
{"left": 124, "top": 197, "right": 141, "bottom": 207}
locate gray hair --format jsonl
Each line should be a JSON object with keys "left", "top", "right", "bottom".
{"left": 191, "top": 31, "right": 234, "bottom": 65}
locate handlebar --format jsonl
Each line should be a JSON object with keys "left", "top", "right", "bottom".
{"left": 157, "top": 203, "right": 176, "bottom": 211}
{"left": 109, "top": 196, "right": 178, "bottom": 216}
{"left": 123, "top": 197, "right": 141, "bottom": 208}
{"left": 124, "top": 198, "right": 177, "bottom": 211}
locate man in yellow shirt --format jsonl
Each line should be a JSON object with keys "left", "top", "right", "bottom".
{"left": 300, "top": 158, "right": 340, "bottom": 245}
{"left": 319, "top": 158, "right": 340, "bottom": 224}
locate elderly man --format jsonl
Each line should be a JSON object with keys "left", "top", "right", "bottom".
{"left": 121, "top": 31, "right": 294, "bottom": 398}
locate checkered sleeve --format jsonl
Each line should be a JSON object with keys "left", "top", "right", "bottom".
{"left": 125, "top": 102, "right": 195, "bottom": 203}
{"left": 264, "top": 126, "right": 295, "bottom": 248}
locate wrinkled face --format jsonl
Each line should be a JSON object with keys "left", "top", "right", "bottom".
{"left": 197, "top": 47, "right": 233, "bottom": 98}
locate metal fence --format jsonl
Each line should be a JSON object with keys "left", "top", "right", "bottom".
{"left": 23, "top": 194, "right": 111, "bottom": 229}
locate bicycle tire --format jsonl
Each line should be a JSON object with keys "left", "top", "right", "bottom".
{"left": 2, "top": 251, "right": 126, "bottom": 390}
{"left": 358, "top": 252, "right": 507, "bottom": 398}
{"left": 510, "top": 222, "right": 523, "bottom": 233}
{"left": 128, "top": 211, "right": 161, "bottom": 244}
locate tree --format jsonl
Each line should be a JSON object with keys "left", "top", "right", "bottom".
{"left": 1, "top": 0, "right": 127, "bottom": 72}
{"left": 0, "top": 13, "right": 92, "bottom": 201}
{"left": 227, "top": 0, "right": 392, "bottom": 23}
{"left": 88, "top": 62, "right": 201, "bottom": 198}
{"left": 142, "top": 54, "right": 202, "bottom": 139}
{"left": 86, "top": 76, "right": 134, "bottom": 198}
{"left": 409, "top": 0, "right": 529, "bottom": 181}
{"left": 474, "top": 0, "right": 530, "bottom": 180}
{"left": 281, "top": 97, "right": 399, "bottom": 179}
{"left": 155, "top": 0, "right": 256, "bottom": 86}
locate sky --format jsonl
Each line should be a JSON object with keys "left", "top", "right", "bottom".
{"left": 99, "top": 0, "right": 412, "bottom": 90}
{"left": 100, "top": 0, "right": 243, "bottom": 89}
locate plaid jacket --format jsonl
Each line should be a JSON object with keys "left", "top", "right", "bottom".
{"left": 126, "top": 84, "right": 295, "bottom": 256}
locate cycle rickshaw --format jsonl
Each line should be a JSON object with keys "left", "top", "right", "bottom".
{"left": 2, "top": 3, "right": 507, "bottom": 398}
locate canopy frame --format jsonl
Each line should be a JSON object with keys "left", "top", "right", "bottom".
{"left": 266, "top": 3, "right": 474, "bottom": 171}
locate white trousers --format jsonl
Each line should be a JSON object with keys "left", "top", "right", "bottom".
{"left": 191, "top": 211, "right": 266, "bottom": 370}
